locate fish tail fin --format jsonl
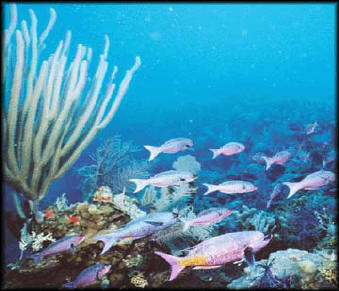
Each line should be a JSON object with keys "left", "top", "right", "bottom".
{"left": 30, "top": 253, "right": 41, "bottom": 265}
{"left": 209, "top": 149, "right": 220, "bottom": 159}
{"left": 202, "top": 183, "right": 218, "bottom": 195}
{"left": 94, "top": 234, "right": 118, "bottom": 255}
{"left": 182, "top": 220, "right": 191, "bottom": 232}
{"left": 154, "top": 251, "right": 184, "bottom": 281}
{"left": 282, "top": 182, "right": 300, "bottom": 199}
{"left": 144, "top": 145, "right": 162, "bottom": 161}
{"left": 129, "top": 178, "right": 149, "bottom": 193}
{"left": 262, "top": 156, "right": 273, "bottom": 170}
{"left": 63, "top": 282, "right": 74, "bottom": 289}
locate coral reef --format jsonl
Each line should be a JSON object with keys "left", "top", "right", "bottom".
{"left": 172, "top": 154, "right": 201, "bottom": 174}
{"left": 227, "top": 248, "right": 337, "bottom": 289}
{"left": 3, "top": 201, "right": 171, "bottom": 289}
{"left": 111, "top": 187, "right": 147, "bottom": 219}
{"left": 227, "top": 205, "right": 277, "bottom": 233}
{"left": 92, "top": 186, "right": 114, "bottom": 204}
{"left": 75, "top": 137, "right": 151, "bottom": 200}
{"left": 144, "top": 183, "right": 198, "bottom": 213}
{"left": 130, "top": 272, "right": 148, "bottom": 288}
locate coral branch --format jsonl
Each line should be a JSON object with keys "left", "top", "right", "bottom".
{"left": 3, "top": 4, "right": 141, "bottom": 210}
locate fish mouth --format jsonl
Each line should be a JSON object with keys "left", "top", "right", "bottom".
{"left": 192, "top": 175, "right": 198, "bottom": 180}
{"left": 79, "top": 236, "right": 86, "bottom": 244}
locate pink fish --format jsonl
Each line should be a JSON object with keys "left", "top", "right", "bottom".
{"left": 305, "top": 121, "right": 319, "bottom": 135}
{"left": 181, "top": 207, "right": 233, "bottom": 232}
{"left": 155, "top": 231, "right": 272, "bottom": 281}
{"left": 144, "top": 138, "right": 193, "bottom": 161}
{"left": 63, "top": 264, "right": 111, "bottom": 288}
{"left": 203, "top": 180, "right": 257, "bottom": 195}
{"left": 261, "top": 150, "right": 292, "bottom": 170}
{"left": 129, "top": 170, "right": 197, "bottom": 193}
{"left": 283, "top": 170, "right": 335, "bottom": 199}
{"left": 209, "top": 142, "right": 245, "bottom": 159}
{"left": 94, "top": 211, "right": 179, "bottom": 254}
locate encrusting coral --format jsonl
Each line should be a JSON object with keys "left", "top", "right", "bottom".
{"left": 227, "top": 248, "right": 337, "bottom": 289}
{"left": 130, "top": 272, "right": 148, "bottom": 288}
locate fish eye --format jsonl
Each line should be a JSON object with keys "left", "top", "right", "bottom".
{"left": 180, "top": 178, "right": 186, "bottom": 181}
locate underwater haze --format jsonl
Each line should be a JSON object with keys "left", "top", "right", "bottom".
{"left": 2, "top": 3, "right": 337, "bottom": 289}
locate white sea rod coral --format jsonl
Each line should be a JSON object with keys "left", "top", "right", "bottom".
{"left": 2, "top": 4, "right": 141, "bottom": 219}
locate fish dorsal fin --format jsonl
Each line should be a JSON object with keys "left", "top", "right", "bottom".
{"left": 221, "top": 180, "right": 243, "bottom": 185}
{"left": 144, "top": 221, "right": 164, "bottom": 226}
{"left": 154, "top": 170, "right": 178, "bottom": 177}
{"left": 163, "top": 138, "right": 187, "bottom": 145}
{"left": 197, "top": 208, "right": 218, "bottom": 217}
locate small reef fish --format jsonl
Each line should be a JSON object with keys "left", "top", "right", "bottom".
{"left": 129, "top": 170, "right": 197, "bottom": 193}
{"left": 68, "top": 215, "right": 80, "bottom": 224}
{"left": 95, "top": 211, "right": 179, "bottom": 255}
{"left": 209, "top": 142, "right": 245, "bottom": 159}
{"left": 63, "top": 263, "right": 111, "bottom": 288}
{"left": 31, "top": 235, "right": 85, "bottom": 264}
{"left": 283, "top": 170, "right": 335, "bottom": 199}
{"left": 305, "top": 121, "right": 319, "bottom": 135}
{"left": 261, "top": 150, "right": 292, "bottom": 170}
{"left": 266, "top": 183, "right": 284, "bottom": 210}
{"left": 155, "top": 231, "right": 272, "bottom": 281}
{"left": 44, "top": 208, "right": 55, "bottom": 219}
{"left": 181, "top": 207, "right": 233, "bottom": 232}
{"left": 144, "top": 138, "right": 194, "bottom": 161}
{"left": 203, "top": 180, "right": 258, "bottom": 195}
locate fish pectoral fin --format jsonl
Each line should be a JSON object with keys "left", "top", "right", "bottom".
{"left": 144, "top": 221, "right": 164, "bottom": 226}
{"left": 244, "top": 247, "right": 255, "bottom": 267}
{"left": 70, "top": 243, "right": 75, "bottom": 254}
{"left": 96, "top": 271, "right": 100, "bottom": 281}
{"left": 193, "top": 265, "right": 222, "bottom": 270}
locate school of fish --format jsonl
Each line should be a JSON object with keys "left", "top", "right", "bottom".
{"left": 30, "top": 130, "right": 335, "bottom": 285}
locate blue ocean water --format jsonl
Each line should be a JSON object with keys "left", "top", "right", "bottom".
{"left": 2, "top": 3, "right": 336, "bottom": 288}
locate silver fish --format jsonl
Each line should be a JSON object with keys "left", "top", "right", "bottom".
{"left": 130, "top": 170, "right": 197, "bottom": 193}
{"left": 144, "top": 138, "right": 194, "bottom": 161}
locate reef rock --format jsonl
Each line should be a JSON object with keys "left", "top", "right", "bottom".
{"left": 227, "top": 248, "right": 337, "bottom": 289}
